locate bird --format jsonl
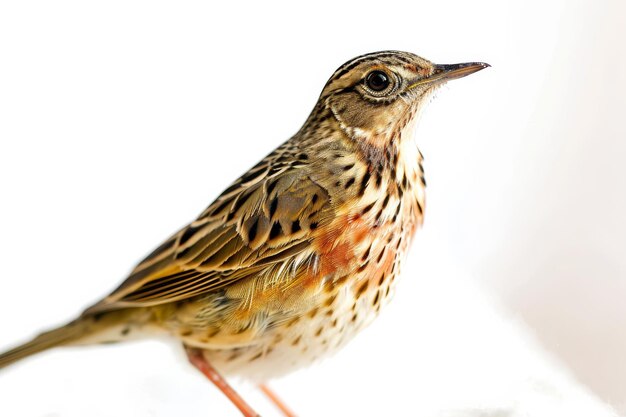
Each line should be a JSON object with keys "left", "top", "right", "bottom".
{"left": 0, "top": 51, "right": 488, "bottom": 416}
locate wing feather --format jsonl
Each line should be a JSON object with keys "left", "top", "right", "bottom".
{"left": 84, "top": 148, "right": 330, "bottom": 315}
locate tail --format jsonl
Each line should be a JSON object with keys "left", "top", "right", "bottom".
{"left": 0, "top": 319, "right": 89, "bottom": 369}
{"left": 0, "top": 310, "right": 141, "bottom": 370}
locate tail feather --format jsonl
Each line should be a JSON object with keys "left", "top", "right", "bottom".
{"left": 1, "top": 309, "right": 152, "bottom": 369}
{"left": 0, "top": 320, "right": 88, "bottom": 369}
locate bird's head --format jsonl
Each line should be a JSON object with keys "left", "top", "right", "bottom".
{"left": 318, "top": 51, "right": 489, "bottom": 151}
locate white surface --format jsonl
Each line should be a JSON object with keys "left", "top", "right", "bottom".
{"left": 0, "top": 258, "right": 616, "bottom": 417}
{"left": 0, "top": 0, "right": 624, "bottom": 415}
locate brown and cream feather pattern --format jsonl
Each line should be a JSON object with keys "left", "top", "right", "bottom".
{"left": 0, "top": 51, "right": 488, "bottom": 384}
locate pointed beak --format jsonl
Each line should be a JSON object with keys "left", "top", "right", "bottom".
{"left": 408, "top": 62, "right": 490, "bottom": 90}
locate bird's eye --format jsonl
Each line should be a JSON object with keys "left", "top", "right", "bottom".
{"left": 365, "top": 71, "right": 390, "bottom": 92}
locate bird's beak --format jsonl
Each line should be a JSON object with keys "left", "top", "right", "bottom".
{"left": 407, "top": 62, "right": 490, "bottom": 90}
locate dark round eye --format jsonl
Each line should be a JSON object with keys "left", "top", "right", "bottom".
{"left": 365, "top": 71, "right": 390, "bottom": 92}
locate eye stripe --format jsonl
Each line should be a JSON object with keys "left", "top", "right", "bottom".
{"left": 331, "top": 51, "right": 410, "bottom": 81}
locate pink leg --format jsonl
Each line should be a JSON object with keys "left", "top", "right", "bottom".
{"left": 185, "top": 346, "right": 260, "bottom": 417}
{"left": 259, "top": 383, "right": 297, "bottom": 417}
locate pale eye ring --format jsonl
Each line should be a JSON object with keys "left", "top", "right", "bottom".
{"left": 365, "top": 70, "right": 391, "bottom": 92}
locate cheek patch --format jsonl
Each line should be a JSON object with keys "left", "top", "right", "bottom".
{"left": 326, "top": 91, "right": 409, "bottom": 147}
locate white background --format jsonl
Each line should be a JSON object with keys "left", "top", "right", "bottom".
{"left": 0, "top": 0, "right": 624, "bottom": 416}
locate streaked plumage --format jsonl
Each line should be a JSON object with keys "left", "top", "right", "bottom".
{"left": 0, "top": 51, "right": 488, "bottom": 416}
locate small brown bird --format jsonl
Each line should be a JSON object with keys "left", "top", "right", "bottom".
{"left": 0, "top": 51, "right": 488, "bottom": 416}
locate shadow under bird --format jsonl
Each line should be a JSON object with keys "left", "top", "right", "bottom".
{"left": 0, "top": 51, "right": 489, "bottom": 416}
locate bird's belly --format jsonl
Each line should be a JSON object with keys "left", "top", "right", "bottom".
{"left": 198, "top": 276, "right": 395, "bottom": 382}
{"left": 177, "top": 193, "right": 420, "bottom": 381}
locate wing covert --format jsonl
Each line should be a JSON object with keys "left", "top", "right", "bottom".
{"left": 85, "top": 155, "right": 330, "bottom": 315}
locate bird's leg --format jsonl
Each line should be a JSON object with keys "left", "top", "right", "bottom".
{"left": 185, "top": 346, "right": 260, "bottom": 417}
{"left": 259, "top": 384, "right": 297, "bottom": 417}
